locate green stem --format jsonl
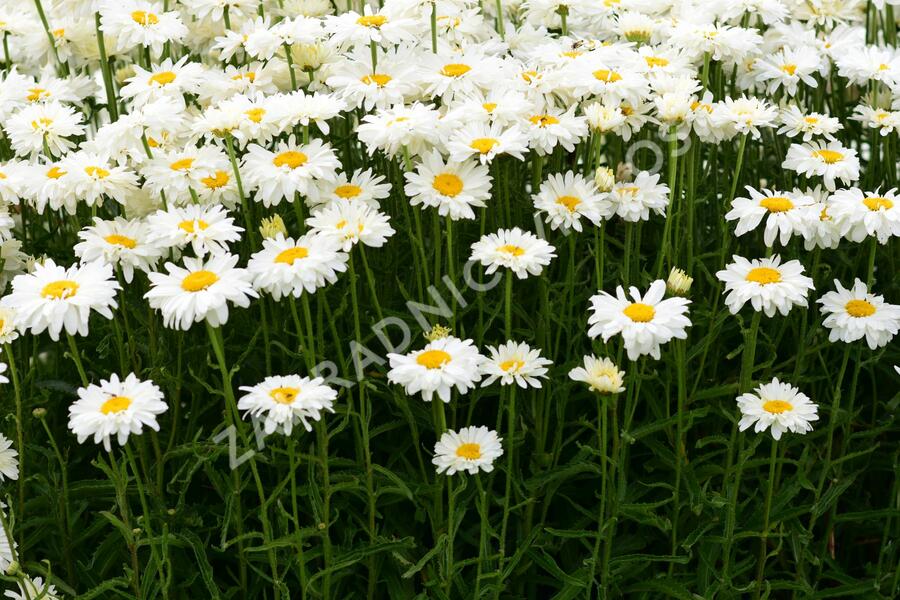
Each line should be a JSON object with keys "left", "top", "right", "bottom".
{"left": 94, "top": 13, "right": 118, "bottom": 121}
{"left": 754, "top": 440, "right": 779, "bottom": 599}
{"left": 66, "top": 333, "right": 89, "bottom": 386}
{"left": 4, "top": 344, "right": 25, "bottom": 551}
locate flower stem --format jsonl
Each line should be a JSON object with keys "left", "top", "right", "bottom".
{"left": 66, "top": 333, "right": 89, "bottom": 386}
{"left": 754, "top": 439, "right": 779, "bottom": 599}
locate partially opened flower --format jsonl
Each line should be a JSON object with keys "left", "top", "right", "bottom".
{"left": 433, "top": 426, "right": 503, "bottom": 475}
{"left": 68, "top": 373, "right": 168, "bottom": 451}
{"left": 568, "top": 356, "right": 625, "bottom": 394}
{"left": 737, "top": 378, "right": 818, "bottom": 440}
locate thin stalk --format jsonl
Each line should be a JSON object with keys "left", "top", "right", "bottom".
{"left": 65, "top": 333, "right": 89, "bottom": 386}
{"left": 754, "top": 440, "right": 779, "bottom": 599}
{"left": 94, "top": 13, "right": 118, "bottom": 121}
{"left": 4, "top": 343, "right": 25, "bottom": 547}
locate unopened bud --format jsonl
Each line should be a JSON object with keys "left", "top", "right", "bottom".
{"left": 667, "top": 268, "right": 693, "bottom": 296}
{"left": 594, "top": 167, "right": 615, "bottom": 193}
{"left": 32, "top": 407, "right": 47, "bottom": 419}
{"left": 259, "top": 214, "right": 287, "bottom": 240}
{"left": 423, "top": 324, "right": 451, "bottom": 342}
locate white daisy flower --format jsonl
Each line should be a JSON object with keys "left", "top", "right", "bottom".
{"left": 74, "top": 217, "right": 164, "bottom": 283}
{"left": 755, "top": 46, "right": 821, "bottom": 96}
{"left": 387, "top": 336, "right": 483, "bottom": 403}
{"left": 713, "top": 95, "right": 779, "bottom": 139}
{"left": 0, "top": 307, "right": 20, "bottom": 344}
{"left": 725, "top": 186, "right": 816, "bottom": 247}
{"left": 247, "top": 233, "right": 348, "bottom": 300}
{"left": 242, "top": 138, "right": 340, "bottom": 207}
{"left": 828, "top": 188, "right": 900, "bottom": 244}
{"left": 782, "top": 141, "right": 860, "bottom": 191}
{"left": 607, "top": 171, "right": 670, "bottom": 222}
{"left": 523, "top": 106, "right": 588, "bottom": 155}
{"left": 587, "top": 279, "right": 692, "bottom": 361}
{"left": 68, "top": 373, "right": 168, "bottom": 452}
{"left": 356, "top": 102, "right": 441, "bottom": 158}
{"left": 469, "top": 227, "right": 557, "bottom": 279}
{"left": 5, "top": 101, "right": 85, "bottom": 158}
{"left": 818, "top": 279, "right": 900, "bottom": 349}
{"left": 238, "top": 374, "right": 337, "bottom": 436}
{"left": 778, "top": 106, "right": 841, "bottom": 142}
{"left": 404, "top": 151, "right": 492, "bottom": 221}
{"left": 145, "top": 253, "right": 258, "bottom": 330}
{"left": 737, "top": 378, "right": 818, "bottom": 441}
{"left": 568, "top": 356, "right": 626, "bottom": 394}
{"left": 480, "top": 341, "right": 552, "bottom": 388}
{"left": 446, "top": 122, "right": 529, "bottom": 165}
{"left": 99, "top": 1, "right": 188, "bottom": 56}
{"left": 147, "top": 204, "right": 243, "bottom": 257}
{"left": 717, "top": 255, "right": 815, "bottom": 317}
{"left": 308, "top": 168, "right": 391, "bottom": 210}
{"left": 325, "top": 6, "right": 418, "bottom": 47}
{"left": 57, "top": 152, "right": 140, "bottom": 208}
{"left": 118, "top": 57, "right": 204, "bottom": 108}
{"left": 533, "top": 171, "right": 613, "bottom": 232}
{"left": 306, "top": 202, "right": 395, "bottom": 251}
{"left": 432, "top": 426, "right": 503, "bottom": 475}
{"left": 851, "top": 104, "right": 900, "bottom": 137}
{"left": 3, "top": 575, "right": 60, "bottom": 600}
{"left": 0, "top": 433, "right": 17, "bottom": 482}
{"left": 1, "top": 259, "right": 119, "bottom": 341}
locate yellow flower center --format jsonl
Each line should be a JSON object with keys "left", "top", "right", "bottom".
{"left": 745, "top": 267, "right": 781, "bottom": 285}
{"left": 781, "top": 63, "right": 797, "bottom": 75}
{"left": 105, "top": 234, "right": 137, "bottom": 249}
{"left": 85, "top": 166, "right": 109, "bottom": 179}
{"left": 521, "top": 70, "right": 539, "bottom": 83}
{"left": 334, "top": 184, "right": 362, "bottom": 199}
{"left": 41, "top": 280, "right": 79, "bottom": 299}
{"left": 416, "top": 349, "right": 452, "bottom": 369}
{"left": 760, "top": 196, "right": 794, "bottom": 212}
{"left": 52, "top": 28, "right": 64, "bottom": 38}
{"left": 863, "top": 196, "right": 893, "bottom": 211}
{"left": 31, "top": 118, "right": 52, "bottom": 130}
{"left": 269, "top": 386, "right": 300, "bottom": 404}
{"left": 878, "top": 63, "right": 889, "bottom": 71}
{"left": 274, "top": 247, "right": 309, "bottom": 264}
{"left": 500, "top": 359, "right": 524, "bottom": 373}
{"left": 529, "top": 114, "right": 559, "bottom": 127}
{"left": 0, "top": 172, "right": 4, "bottom": 180}
{"left": 556, "top": 195, "right": 581, "bottom": 212}
{"left": 812, "top": 149, "right": 842, "bottom": 164}
{"left": 619, "top": 186, "right": 640, "bottom": 196}
{"left": 691, "top": 101, "right": 712, "bottom": 113}
{"left": 804, "top": 116, "right": 819, "bottom": 124}
{"left": 201, "top": 170, "right": 229, "bottom": 189}
{"left": 101, "top": 395, "right": 132, "bottom": 415}
{"left": 623, "top": 302, "right": 655, "bottom": 323}
{"left": 131, "top": 11, "right": 159, "bottom": 26}
{"left": 845, "top": 299, "right": 876, "bottom": 318}
{"left": 482, "top": 102, "right": 497, "bottom": 113}
{"left": 181, "top": 270, "right": 219, "bottom": 292}
{"left": 26, "top": 87, "right": 48, "bottom": 102}
{"left": 356, "top": 15, "right": 387, "bottom": 27}
{"left": 231, "top": 72, "right": 256, "bottom": 82}
{"left": 46, "top": 166, "right": 66, "bottom": 179}
{"left": 149, "top": 71, "right": 176, "bottom": 86}
{"left": 169, "top": 158, "right": 195, "bottom": 171}
{"left": 178, "top": 219, "right": 208, "bottom": 233}
{"left": 361, "top": 73, "right": 392, "bottom": 87}
{"left": 470, "top": 138, "right": 498, "bottom": 154}
{"left": 245, "top": 108, "right": 265, "bottom": 123}
{"left": 441, "top": 63, "right": 471, "bottom": 77}
{"left": 432, "top": 173, "right": 464, "bottom": 197}
{"left": 455, "top": 442, "right": 482, "bottom": 460}
{"left": 273, "top": 151, "right": 308, "bottom": 169}
{"left": 644, "top": 56, "right": 669, "bottom": 68}
{"left": 593, "top": 69, "right": 622, "bottom": 82}
{"left": 762, "top": 400, "right": 793, "bottom": 414}
{"left": 497, "top": 244, "right": 524, "bottom": 256}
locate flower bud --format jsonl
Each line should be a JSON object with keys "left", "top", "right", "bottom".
{"left": 667, "top": 267, "right": 693, "bottom": 296}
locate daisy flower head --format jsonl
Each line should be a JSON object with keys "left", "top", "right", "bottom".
{"left": 607, "top": 171, "right": 670, "bottom": 222}
{"left": 480, "top": 341, "right": 552, "bottom": 388}
{"left": 144, "top": 254, "right": 258, "bottom": 330}
{"left": 356, "top": 102, "right": 441, "bottom": 158}
{"left": 404, "top": 151, "right": 493, "bottom": 221}
{"left": 0, "top": 433, "right": 17, "bottom": 481}
{"left": 147, "top": 204, "right": 243, "bottom": 257}
{"left": 568, "top": 356, "right": 626, "bottom": 394}
{"left": 533, "top": 170, "right": 614, "bottom": 232}
{"left": 0, "top": 307, "right": 20, "bottom": 344}
{"left": 737, "top": 378, "right": 818, "bottom": 441}
{"left": 309, "top": 168, "right": 391, "bottom": 210}
{"left": 247, "top": 232, "right": 348, "bottom": 300}
{"left": 56, "top": 152, "right": 140, "bottom": 208}
{"left": 717, "top": 255, "right": 815, "bottom": 317}
{"left": 100, "top": 1, "right": 188, "bottom": 57}
{"left": 713, "top": 95, "right": 779, "bottom": 139}
{"left": 851, "top": 104, "right": 900, "bottom": 137}
{"left": 828, "top": 187, "right": 900, "bottom": 244}
{"left": 325, "top": 5, "right": 417, "bottom": 47}
{"left": 242, "top": 138, "right": 340, "bottom": 207}
{"left": 5, "top": 101, "right": 85, "bottom": 158}
{"left": 306, "top": 202, "right": 395, "bottom": 251}
{"left": 524, "top": 106, "right": 588, "bottom": 155}
{"left": 469, "top": 227, "right": 557, "bottom": 279}
{"left": 755, "top": 45, "right": 822, "bottom": 96}
{"left": 238, "top": 375, "right": 337, "bottom": 436}
{"left": 74, "top": 217, "right": 164, "bottom": 283}
{"left": 447, "top": 122, "right": 529, "bottom": 165}
{"left": 1, "top": 259, "right": 119, "bottom": 341}
{"left": 725, "top": 186, "right": 816, "bottom": 247}
{"left": 387, "top": 336, "right": 484, "bottom": 403}
{"left": 782, "top": 141, "right": 860, "bottom": 191}
{"left": 778, "top": 106, "right": 842, "bottom": 142}
{"left": 433, "top": 426, "right": 503, "bottom": 476}
{"left": 587, "top": 280, "right": 691, "bottom": 361}
{"left": 118, "top": 57, "right": 204, "bottom": 108}
{"left": 68, "top": 373, "right": 167, "bottom": 452}
{"left": 818, "top": 279, "right": 900, "bottom": 349}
